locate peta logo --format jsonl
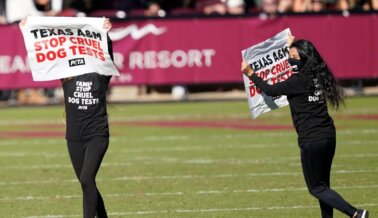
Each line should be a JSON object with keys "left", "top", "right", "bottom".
{"left": 109, "top": 24, "right": 167, "bottom": 41}
{"left": 69, "top": 58, "right": 85, "bottom": 67}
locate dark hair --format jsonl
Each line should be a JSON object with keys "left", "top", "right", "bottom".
{"left": 290, "top": 39, "right": 344, "bottom": 110}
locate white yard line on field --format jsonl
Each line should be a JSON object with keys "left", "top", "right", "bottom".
{"left": 1, "top": 169, "right": 378, "bottom": 187}
{"left": 0, "top": 138, "right": 376, "bottom": 158}
{"left": 3, "top": 184, "right": 378, "bottom": 202}
{"left": 0, "top": 132, "right": 293, "bottom": 147}
{"left": 0, "top": 185, "right": 378, "bottom": 202}
{"left": 1, "top": 152, "right": 378, "bottom": 170}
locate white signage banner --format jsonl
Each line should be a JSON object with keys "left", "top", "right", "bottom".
{"left": 242, "top": 28, "right": 294, "bottom": 118}
{"left": 21, "top": 16, "right": 119, "bottom": 81}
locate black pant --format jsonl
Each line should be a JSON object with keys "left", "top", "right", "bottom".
{"left": 299, "top": 137, "right": 357, "bottom": 218}
{"left": 67, "top": 137, "right": 109, "bottom": 218}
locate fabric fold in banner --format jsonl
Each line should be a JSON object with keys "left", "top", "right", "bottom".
{"left": 242, "top": 28, "right": 294, "bottom": 119}
{"left": 20, "top": 16, "right": 120, "bottom": 81}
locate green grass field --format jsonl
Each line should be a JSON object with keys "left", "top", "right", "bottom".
{"left": 0, "top": 96, "right": 377, "bottom": 218}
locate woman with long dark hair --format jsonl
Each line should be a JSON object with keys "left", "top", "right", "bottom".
{"left": 241, "top": 38, "right": 368, "bottom": 218}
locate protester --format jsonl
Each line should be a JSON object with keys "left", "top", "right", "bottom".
{"left": 241, "top": 36, "right": 369, "bottom": 218}
{"left": 20, "top": 17, "right": 114, "bottom": 218}
{"left": 62, "top": 18, "right": 113, "bottom": 218}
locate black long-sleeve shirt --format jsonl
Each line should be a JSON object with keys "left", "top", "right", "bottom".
{"left": 63, "top": 73, "right": 111, "bottom": 141}
{"left": 251, "top": 73, "right": 335, "bottom": 143}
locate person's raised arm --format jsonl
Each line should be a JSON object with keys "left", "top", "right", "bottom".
{"left": 19, "top": 17, "right": 27, "bottom": 29}
{"left": 241, "top": 60, "right": 254, "bottom": 77}
{"left": 288, "top": 33, "right": 295, "bottom": 46}
{"left": 103, "top": 17, "right": 112, "bottom": 32}
{"left": 241, "top": 59, "right": 300, "bottom": 96}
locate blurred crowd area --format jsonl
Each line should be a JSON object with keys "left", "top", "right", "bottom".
{"left": 0, "top": 0, "right": 377, "bottom": 106}
{"left": 1, "top": 0, "right": 378, "bottom": 24}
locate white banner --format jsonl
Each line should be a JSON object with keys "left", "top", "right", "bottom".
{"left": 20, "top": 16, "right": 119, "bottom": 81}
{"left": 242, "top": 28, "right": 294, "bottom": 118}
